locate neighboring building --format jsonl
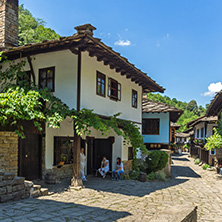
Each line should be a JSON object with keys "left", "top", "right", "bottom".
{"left": 205, "top": 90, "right": 222, "bottom": 166}
{"left": 0, "top": 0, "right": 164, "bottom": 181}
{"left": 142, "top": 99, "right": 183, "bottom": 150}
{"left": 175, "top": 128, "right": 193, "bottom": 144}
{"left": 187, "top": 116, "right": 218, "bottom": 165}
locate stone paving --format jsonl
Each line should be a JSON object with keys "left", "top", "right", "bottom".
{"left": 1, "top": 153, "right": 222, "bottom": 221}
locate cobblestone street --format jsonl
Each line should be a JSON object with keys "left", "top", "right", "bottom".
{"left": 1, "top": 153, "right": 222, "bottom": 222}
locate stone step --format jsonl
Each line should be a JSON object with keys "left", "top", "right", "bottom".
{"left": 40, "top": 188, "right": 48, "bottom": 196}
{"left": 33, "top": 184, "right": 41, "bottom": 191}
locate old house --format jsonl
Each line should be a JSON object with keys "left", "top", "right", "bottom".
{"left": 187, "top": 116, "right": 218, "bottom": 165}
{"left": 142, "top": 99, "right": 183, "bottom": 150}
{"left": 0, "top": 0, "right": 164, "bottom": 183}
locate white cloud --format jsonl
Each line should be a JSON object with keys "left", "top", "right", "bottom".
{"left": 156, "top": 43, "right": 160, "bottom": 47}
{"left": 203, "top": 82, "right": 222, "bottom": 96}
{"left": 114, "top": 39, "right": 131, "bottom": 46}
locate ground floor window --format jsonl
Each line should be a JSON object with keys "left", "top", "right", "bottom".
{"left": 54, "top": 137, "right": 74, "bottom": 165}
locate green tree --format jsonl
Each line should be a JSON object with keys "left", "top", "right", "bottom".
{"left": 18, "top": 5, "right": 60, "bottom": 45}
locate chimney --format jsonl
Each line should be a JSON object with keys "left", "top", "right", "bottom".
{"left": 74, "top": 24, "right": 96, "bottom": 36}
{"left": 0, "top": 0, "right": 18, "bottom": 50}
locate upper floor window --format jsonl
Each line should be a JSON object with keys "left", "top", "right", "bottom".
{"left": 197, "top": 129, "right": 200, "bottom": 138}
{"left": 108, "top": 78, "right": 121, "bottom": 101}
{"left": 39, "top": 67, "right": 55, "bottom": 92}
{"left": 201, "top": 127, "right": 204, "bottom": 138}
{"left": 142, "top": 118, "right": 160, "bottom": 135}
{"left": 96, "top": 71, "right": 106, "bottom": 97}
{"left": 132, "top": 90, "right": 137, "bottom": 108}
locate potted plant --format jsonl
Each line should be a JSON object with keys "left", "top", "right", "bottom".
{"left": 59, "top": 154, "right": 66, "bottom": 166}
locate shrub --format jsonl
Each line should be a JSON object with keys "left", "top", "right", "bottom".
{"left": 124, "top": 174, "right": 130, "bottom": 180}
{"left": 145, "top": 150, "right": 168, "bottom": 174}
{"left": 194, "top": 158, "right": 200, "bottom": 165}
{"left": 129, "top": 170, "right": 140, "bottom": 180}
{"left": 202, "top": 164, "right": 210, "bottom": 170}
{"left": 155, "top": 172, "right": 166, "bottom": 181}
{"left": 146, "top": 172, "right": 155, "bottom": 181}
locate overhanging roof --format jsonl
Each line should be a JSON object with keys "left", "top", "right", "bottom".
{"left": 2, "top": 24, "right": 165, "bottom": 93}
{"left": 206, "top": 90, "right": 222, "bottom": 117}
{"left": 186, "top": 115, "right": 218, "bottom": 128}
{"left": 142, "top": 99, "right": 183, "bottom": 122}
{"left": 170, "top": 122, "right": 181, "bottom": 129}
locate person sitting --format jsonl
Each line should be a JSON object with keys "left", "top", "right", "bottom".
{"left": 98, "top": 157, "right": 109, "bottom": 178}
{"left": 112, "top": 157, "right": 124, "bottom": 181}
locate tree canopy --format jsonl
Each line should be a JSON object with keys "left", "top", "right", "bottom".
{"left": 147, "top": 93, "right": 206, "bottom": 132}
{"left": 18, "top": 5, "right": 60, "bottom": 46}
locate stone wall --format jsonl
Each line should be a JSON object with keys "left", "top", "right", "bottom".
{"left": 0, "top": 131, "right": 18, "bottom": 175}
{"left": 0, "top": 0, "right": 18, "bottom": 49}
{"left": 122, "top": 160, "right": 133, "bottom": 175}
{"left": 43, "top": 164, "right": 74, "bottom": 181}
{"left": 0, "top": 172, "right": 30, "bottom": 203}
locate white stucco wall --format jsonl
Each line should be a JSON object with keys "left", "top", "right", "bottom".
{"left": 206, "top": 123, "right": 217, "bottom": 138}
{"left": 194, "top": 122, "right": 217, "bottom": 141}
{"left": 80, "top": 51, "right": 142, "bottom": 124}
{"left": 45, "top": 117, "right": 74, "bottom": 169}
{"left": 142, "top": 112, "right": 170, "bottom": 144}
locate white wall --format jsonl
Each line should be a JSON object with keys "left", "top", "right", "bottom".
{"left": 45, "top": 117, "right": 74, "bottom": 169}
{"left": 142, "top": 112, "right": 170, "bottom": 144}
{"left": 194, "top": 122, "right": 205, "bottom": 139}
{"left": 81, "top": 51, "right": 142, "bottom": 123}
{"left": 206, "top": 123, "right": 217, "bottom": 138}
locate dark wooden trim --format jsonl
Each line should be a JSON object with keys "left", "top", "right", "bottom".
{"left": 77, "top": 50, "right": 81, "bottom": 111}
{"left": 96, "top": 71, "right": 106, "bottom": 97}
{"left": 27, "top": 56, "right": 36, "bottom": 84}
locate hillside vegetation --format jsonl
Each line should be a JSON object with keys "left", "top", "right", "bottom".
{"left": 147, "top": 93, "right": 206, "bottom": 132}
{"left": 18, "top": 5, "right": 60, "bottom": 46}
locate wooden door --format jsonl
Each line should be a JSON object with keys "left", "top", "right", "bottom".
{"left": 93, "top": 138, "right": 113, "bottom": 171}
{"left": 19, "top": 133, "right": 42, "bottom": 180}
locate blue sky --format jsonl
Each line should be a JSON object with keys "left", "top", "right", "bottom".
{"left": 20, "top": 0, "right": 222, "bottom": 107}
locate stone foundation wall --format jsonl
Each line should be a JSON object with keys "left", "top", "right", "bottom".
{"left": 122, "top": 160, "right": 133, "bottom": 175}
{"left": 43, "top": 164, "right": 73, "bottom": 181}
{"left": 0, "top": 172, "right": 31, "bottom": 203}
{"left": 0, "top": 131, "right": 18, "bottom": 175}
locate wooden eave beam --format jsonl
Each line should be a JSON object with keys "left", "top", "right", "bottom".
{"left": 27, "top": 55, "right": 36, "bottom": 84}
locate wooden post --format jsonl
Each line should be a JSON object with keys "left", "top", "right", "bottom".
{"left": 70, "top": 49, "right": 83, "bottom": 187}
{"left": 71, "top": 129, "right": 83, "bottom": 186}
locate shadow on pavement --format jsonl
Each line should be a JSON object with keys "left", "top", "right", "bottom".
{"left": 171, "top": 165, "right": 201, "bottom": 178}
{"left": 0, "top": 198, "right": 131, "bottom": 222}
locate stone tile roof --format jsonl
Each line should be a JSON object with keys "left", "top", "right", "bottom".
{"left": 187, "top": 116, "right": 218, "bottom": 128}
{"left": 206, "top": 90, "right": 222, "bottom": 117}
{"left": 142, "top": 99, "right": 183, "bottom": 122}
{"left": 2, "top": 24, "right": 164, "bottom": 93}
{"left": 175, "top": 132, "right": 190, "bottom": 138}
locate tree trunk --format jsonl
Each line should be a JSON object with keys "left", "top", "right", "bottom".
{"left": 71, "top": 129, "right": 83, "bottom": 187}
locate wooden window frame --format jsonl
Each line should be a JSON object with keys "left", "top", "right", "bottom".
{"left": 54, "top": 137, "right": 74, "bottom": 166}
{"left": 132, "top": 89, "right": 138, "bottom": 108}
{"left": 142, "top": 118, "right": 160, "bottom": 135}
{"left": 96, "top": 71, "right": 106, "bottom": 97}
{"left": 108, "top": 77, "right": 121, "bottom": 101}
{"left": 39, "top": 67, "right": 55, "bottom": 92}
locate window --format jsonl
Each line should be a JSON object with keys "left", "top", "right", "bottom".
{"left": 96, "top": 71, "right": 106, "bottom": 97}
{"left": 197, "top": 129, "right": 200, "bottom": 138}
{"left": 17, "top": 71, "right": 31, "bottom": 87}
{"left": 132, "top": 90, "right": 137, "bottom": 108}
{"left": 142, "top": 118, "right": 160, "bottom": 135}
{"left": 54, "top": 137, "right": 74, "bottom": 165}
{"left": 201, "top": 127, "right": 204, "bottom": 138}
{"left": 108, "top": 78, "right": 121, "bottom": 101}
{"left": 210, "top": 149, "right": 216, "bottom": 155}
{"left": 39, "top": 67, "right": 55, "bottom": 92}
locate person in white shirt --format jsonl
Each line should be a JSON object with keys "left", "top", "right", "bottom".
{"left": 112, "top": 157, "right": 124, "bottom": 181}
{"left": 98, "top": 157, "right": 109, "bottom": 178}
{"left": 80, "top": 148, "right": 87, "bottom": 181}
